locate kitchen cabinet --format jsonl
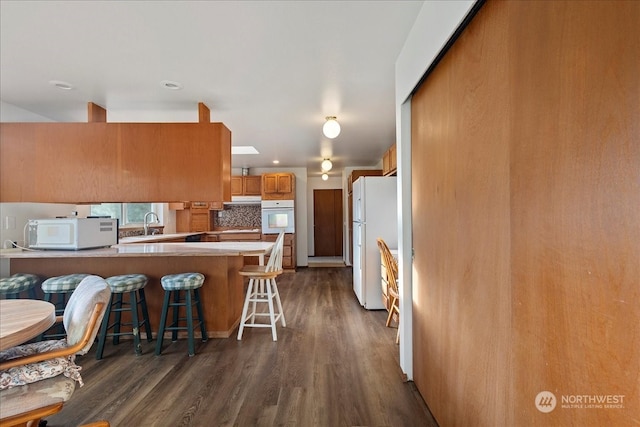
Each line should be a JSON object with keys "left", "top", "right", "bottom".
{"left": 382, "top": 143, "right": 397, "bottom": 176}
{"left": 0, "top": 121, "right": 231, "bottom": 203}
{"left": 217, "top": 232, "right": 262, "bottom": 241}
{"left": 175, "top": 202, "right": 211, "bottom": 232}
{"left": 231, "top": 176, "right": 262, "bottom": 196}
{"left": 170, "top": 201, "right": 222, "bottom": 210}
{"left": 262, "top": 233, "right": 296, "bottom": 270}
{"left": 262, "top": 173, "right": 295, "bottom": 200}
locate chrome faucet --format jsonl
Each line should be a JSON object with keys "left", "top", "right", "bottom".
{"left": 143, "top": 211, "right": 160, "bottom": 235}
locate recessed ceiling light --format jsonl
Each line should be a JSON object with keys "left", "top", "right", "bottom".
{"left": 49, "top": 80, "right": 74, "bottom": 90}
{"left": 160, "top": 80, "right": 183, "bottom": 90}
{"left": 273, "top": 160, "right": 280, "bottom": 164}
{"left": 232, "top": 146, "right": 259, "bottom": 155}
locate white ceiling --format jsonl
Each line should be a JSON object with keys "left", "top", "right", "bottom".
{"left": 0, "top": 1, "right": 423, "bottom": 177}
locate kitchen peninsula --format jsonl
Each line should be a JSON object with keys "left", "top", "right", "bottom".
{"left": 0, "top": 241, "right": 273, "bottom": 338}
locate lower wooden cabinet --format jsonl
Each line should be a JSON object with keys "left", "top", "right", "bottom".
{"left": 217, "top": 232, "right": 261, "bottom": 241}
{"left": 262, "top": 233, "right": 296, "bottom": 270}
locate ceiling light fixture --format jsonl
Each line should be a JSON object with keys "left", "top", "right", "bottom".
{"left": 49, "top": 80, "right": 74, "bottom": 90}
{"left": 273, "top": 160, "right": 280, "bottom": 164}
{"left": 322, "top": 173, "right": 329, "bottom": 181}
{"left": 160, "top": 80, "right": 183, "bottom": 90}
{"left": 321, "top": 159, "right": 333, "bottom": 172}
{"left": 322, "top": 116, "right": 341, "bottom": 139}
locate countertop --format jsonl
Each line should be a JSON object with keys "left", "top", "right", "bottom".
{"left": 0, "top": 241, "right": 274, "bottom": 259}
{"left": 118, "top": 229, "right": 261, "bottom": 244}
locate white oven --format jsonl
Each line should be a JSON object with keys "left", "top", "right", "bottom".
{"left": 261, "top": 200, "right": 295, "bottom": 234}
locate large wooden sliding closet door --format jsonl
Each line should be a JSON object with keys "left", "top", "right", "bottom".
{"left": 411, "top": 1, "right": 639, "bottom": 426}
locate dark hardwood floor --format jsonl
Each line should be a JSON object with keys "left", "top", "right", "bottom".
{"left": 46, "top": 267, "right": 438, "bottom": 427}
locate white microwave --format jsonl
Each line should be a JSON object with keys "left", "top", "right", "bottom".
{"left": 27, "top": 217, "right": 118, "bottom": 250}
{"left": 261, "top": 200, "right": 295, "bottom": 234}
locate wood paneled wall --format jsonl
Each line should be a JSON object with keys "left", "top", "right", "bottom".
{"left": 411, "top": 1, "right": 639, "bottom": 426}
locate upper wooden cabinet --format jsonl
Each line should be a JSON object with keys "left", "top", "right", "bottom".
{"left": 262, "top": 173, "right": 295, "bottom": 200}
{"left": 382, "top": 143, "right": 397, "bottom": 176}
{"left": 231, "top": 175, "right": 262, "bottom": 196}
{"left": 0, "top": 121, "right": 231, "bottom": 203}
{"left": 175, "top": 202, "right": 211, "bottom": 232}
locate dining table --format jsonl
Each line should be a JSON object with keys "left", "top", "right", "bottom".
{"left": 0, "top": 299, "right": 56, "bottom": 351}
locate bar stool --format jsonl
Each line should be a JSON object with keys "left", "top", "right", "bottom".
{"left": 96, "top": 274, "right": 152, "bottom": 359}
{"left": 237, "top": 231, "right": 286, "bottom": 341}
{"left": 41, "top": 273, "right": 90, "bottom": 338}
{"left": 0, "top": 273, "right": 40, "bottom": 299}
{"left": 155, "top": 272, "right": 207, "bottom": 357}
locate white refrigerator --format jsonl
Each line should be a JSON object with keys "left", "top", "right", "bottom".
{"left": 352, "top": 176, "right": 398, "bottom": 309}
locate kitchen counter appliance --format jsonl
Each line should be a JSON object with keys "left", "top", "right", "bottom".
{"left": 261, "top": 200, "right": 295, "bottom": 234}
{"left": 27, "top": 217, "right": 118, "bottom": 250}
{"left": 353, "top": 176, "right": 397, "bottom": 309}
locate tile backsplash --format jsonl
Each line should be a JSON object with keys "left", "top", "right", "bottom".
{"left": 214, "top": 205, "right": 261, "bottom": 229}
{"left": 119, "top": 226, "right": 164, "bottom": 238}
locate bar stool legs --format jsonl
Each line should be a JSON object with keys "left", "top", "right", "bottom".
{"left": 237, "top": 231, "right": 287, "bottom": 341}
{"left": 96, "top": 274, "right": 152, "bottom": 360}
{"left": 155, "top": 273, "right": 207, "bottom": 357}
{"left": 237, "top": 276, "right": 286, "bottom": 341}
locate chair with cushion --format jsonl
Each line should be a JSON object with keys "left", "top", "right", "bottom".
{"left": 237, "top": 231, "right": 286, "bottom": 341}
{"left": 95, "top": 274, "right": 152, "bottom": 360}
{"left": 155, "top": 272, "right": 208, "bottom": 357}
{"left": 0, "top": 275, "right": 111, "bottom": 427}
{"left": 41, "top": 273, "right": 91, "bottom": 338}
{"left": 0, "top": 273, "right": 40, "bottom": 299}
{"left": 377, "top": 238, "right": 399, "bottom": 344}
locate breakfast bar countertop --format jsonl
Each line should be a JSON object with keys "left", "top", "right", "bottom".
{"left": 2, "top": 241, "right": 274, "bottom": 338}
{"left": 118, "top": 229, "right": 262, "bottom": 244}
{"left": 0, "top": 241, "right": 274, "bottom": 259}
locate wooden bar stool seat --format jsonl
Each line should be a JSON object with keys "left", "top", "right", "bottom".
{"left": 0, "top": 273, "right": 40, "bottom": 299}
{"left": 155, "top": 272, "right": 207, "bottom": 357}
{"left": 237, "top": 231, "right": 286, "bottom": 341}
{"left": 96, "top": 274, "right": 152, "bottom": 359}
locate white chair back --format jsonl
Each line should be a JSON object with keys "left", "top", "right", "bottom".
{"left": 265, "top": 231, "right": 285, "bottom": 273}
{"left": 63, "top": 275, "right": 111, "bottom": 355}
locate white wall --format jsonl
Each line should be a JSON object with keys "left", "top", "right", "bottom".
{"left": 394, "top": 0, "right": 478, "bottom": 378}
{"left": 0, "top": 101, "right": 54, "bottom": 122}
{"left": 395, "top": 1, "right": 476, "bottom": 104}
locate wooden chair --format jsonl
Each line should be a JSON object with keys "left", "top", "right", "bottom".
{"left": 237, "top": 231, "right": 286, "bottom": 341}
{"left": 377, "top": 238, "right": 399, "bottom": 344}
{"left": 0, "top": 275, "right": 111, "bottom": 427}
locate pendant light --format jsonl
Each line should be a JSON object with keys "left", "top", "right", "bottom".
{"left": 321, "top": 159, "right": 333, "bottom": 172}
{"left": 322, "top": 116, "right": 341, "bottom": 139}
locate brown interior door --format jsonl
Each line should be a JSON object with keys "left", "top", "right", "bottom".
{"left": 313, "top": 189, "right": 343, "bottom": 257}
